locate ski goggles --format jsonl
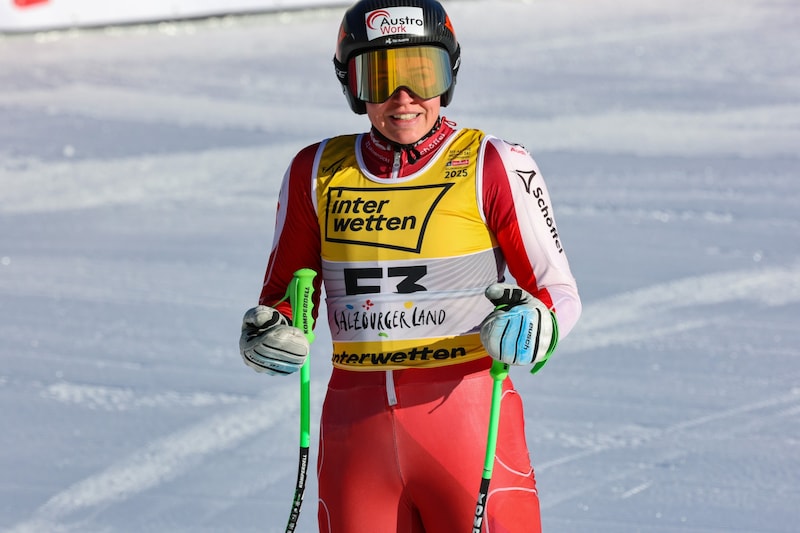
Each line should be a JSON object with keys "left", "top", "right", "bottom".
{"left": 348, "top": 45, "right": 453, "bottom": 104}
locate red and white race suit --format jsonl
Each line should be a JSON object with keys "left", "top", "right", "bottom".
{"left": 258, "top": 118, "right": 581, "bottom": 533}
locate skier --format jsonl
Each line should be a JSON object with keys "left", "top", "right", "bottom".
{"left": 239, "top": 0, "right": 581, "bottom": 531}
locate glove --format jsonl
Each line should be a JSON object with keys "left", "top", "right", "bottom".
{"left": 239, "top": 305, "right": 310, "bottom": 375}
{"left": 479, "top": 283, "right": 559, "bottom": 371}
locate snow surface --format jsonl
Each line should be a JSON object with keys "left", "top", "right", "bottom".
{"left": 1, "top": 1, "right": 799, "bottom": 532}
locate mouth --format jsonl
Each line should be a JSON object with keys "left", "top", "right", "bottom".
{"left": 390, "top": 113, "right": 421, "bottom": 121}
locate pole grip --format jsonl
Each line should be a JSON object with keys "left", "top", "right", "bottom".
{"left": 290, "top": 268, "right": 316, "bottom": 340}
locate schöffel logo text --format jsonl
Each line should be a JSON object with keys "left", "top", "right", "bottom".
{"left": 514, "top": 168, "right": 564, "bottom": 254}
{"left": 365, "top": 7, "right": 425, "bottom": 41}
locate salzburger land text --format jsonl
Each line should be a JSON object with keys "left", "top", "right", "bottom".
{"left": 333, "top": 307, "right": 446, "bottom": 335}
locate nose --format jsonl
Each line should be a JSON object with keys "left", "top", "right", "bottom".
{"left": 388, "top": 86, "right": 418, "bottom": 102}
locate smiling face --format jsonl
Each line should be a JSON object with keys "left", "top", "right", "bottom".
{"left": 366, "top": 89, "right": 441, "bottom": 145}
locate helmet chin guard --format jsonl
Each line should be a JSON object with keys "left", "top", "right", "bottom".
{"left": 334, "top": 0, "right": 461, "bottom": 115}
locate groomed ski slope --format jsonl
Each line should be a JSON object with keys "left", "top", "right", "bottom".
{"left": 1, "top": 1, "right": 798, "bottom": 531}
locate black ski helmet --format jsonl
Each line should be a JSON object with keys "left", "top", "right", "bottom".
{"left": 334, "top": 0, "right": 461, "bottom": 114}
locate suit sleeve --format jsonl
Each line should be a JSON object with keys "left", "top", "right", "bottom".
{"left": 480, "top": 137, "right": 582, "bottom": 339}
{"left": 258, "top": 143, "right": 323, "bottom": 323}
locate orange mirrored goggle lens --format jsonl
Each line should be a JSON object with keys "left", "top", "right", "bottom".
{"left": 348, "top": 45, "right": 453, "bottom": 104}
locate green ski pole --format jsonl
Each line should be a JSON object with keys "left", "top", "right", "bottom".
{"left": 471, "top": 359, "right": 509, "bottom": 532}
{"left": 283, "top": 268, "right": 316, "bottom": 533}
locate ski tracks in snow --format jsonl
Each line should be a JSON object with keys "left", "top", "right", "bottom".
{"left": 561, "top": 263, "right": 800, "bottom": 355}
{"left": 538, "top": 263, "right": 800, "bottom": 510}
{"left": 4, "top": 381, "right": 323, "bottom": 533}
{"left": 538, "top": 387, "right": 800, "bottom": 510}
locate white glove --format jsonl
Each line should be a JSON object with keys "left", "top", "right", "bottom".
{"left": 479, "top": 283, "right": 559, "bottom": 370}
{"left": 239, "top": 305, "right": 310, "bottom": 375}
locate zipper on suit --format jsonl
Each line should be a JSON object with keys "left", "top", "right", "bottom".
{"left": 385, "top": 370, "right": 398, "bottom": 407}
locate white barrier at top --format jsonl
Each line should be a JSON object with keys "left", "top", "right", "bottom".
{"left": 0, "top": 0, "right": 349, "bottom": 33}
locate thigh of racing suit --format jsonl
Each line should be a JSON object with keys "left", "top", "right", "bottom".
{"left": 317, "top": 360, "right": 541, "bottom": 533}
